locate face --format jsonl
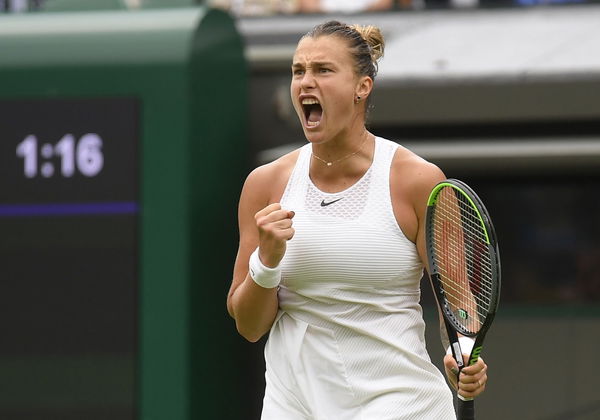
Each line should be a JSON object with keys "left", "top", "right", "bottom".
{"left": 290, "top": 35, "right": 371, "bottom": 145}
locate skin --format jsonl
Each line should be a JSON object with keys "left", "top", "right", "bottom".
{"left": 297, "top": 0, "right": 394, "bottom": 13}
{"left": 227, "top": 34, "right": 487, "bottom": 400}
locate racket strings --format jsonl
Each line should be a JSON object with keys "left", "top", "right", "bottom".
{"left": 434, "top": 246, "right": 495, "bottom": 302}
{"left": 432, "top": 188, "right": 494, "bottom": 334}
{"left": 432, "top": 230, "right": 495, "bottom": 283}
{"left": 437, "top": 259, "right": 491, "bottom": 325}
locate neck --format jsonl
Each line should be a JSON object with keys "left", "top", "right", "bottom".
{"left": 310, "top": 130, "right": 374, "bottom": 185}
{"left": 311, "top": 128, "right": 370, "bottom": 165}
{"left": 309, "top": 131, "right": 374, "bottom": 192}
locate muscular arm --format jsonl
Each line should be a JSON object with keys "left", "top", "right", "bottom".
{"left": 390, "top": 149, "right": 447, "bottom": 342}
{"left": 227, "top": 158, "right": 295, "bottom": 343}
{"left": 406, "top": 160, "right": 451, "bottom": 344}
{"left": 389, "top": 148, "right": 445, "bottom": 281}
{"left": 410, "top": 163, "right": 451, "bottom": 347}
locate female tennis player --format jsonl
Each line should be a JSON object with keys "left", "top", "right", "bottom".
{"left": 227, "top": 20, "right": 488, "bottom": 419}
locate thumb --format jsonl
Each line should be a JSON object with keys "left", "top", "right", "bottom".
{"left": 443, "top": 354, "right": 459, "bottom": 391}
{"left": 444, "top": 354, "right": 459, "bottom": 377}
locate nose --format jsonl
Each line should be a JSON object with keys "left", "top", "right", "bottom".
{"left": 300, "top": 69, "right": 316, "bottom": 90}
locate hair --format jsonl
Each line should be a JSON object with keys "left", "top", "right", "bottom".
{"left": 302, "top": 20, "right": 385, "bottom": 81}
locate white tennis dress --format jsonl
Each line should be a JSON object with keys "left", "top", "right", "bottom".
{"left": 261, "top": 137, "right": 455, "bottom": 420}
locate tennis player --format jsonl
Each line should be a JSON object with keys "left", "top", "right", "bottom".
{"left": 227, "top": 20, "right": 488, "bottom": 419}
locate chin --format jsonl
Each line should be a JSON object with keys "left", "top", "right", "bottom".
{"left": 303, "top": 130, "right": 326, "bottom": 145}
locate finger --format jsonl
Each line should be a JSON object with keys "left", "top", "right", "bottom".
{"left": 459, "top": 368, "right": 487, "bottom": 388}
{"left": 275, "top": 216, "right": 295, "bottom": 228}
{"left": 255, "top": 203, "right": 282, "bottom": 218}
{"left": 460, "top": 357, "right": 487, "bottom": 377}
{"left": 256, "top": 209, "right": 295, "bottom": 227}
{"left": 281, "top": 227, "right": 295, "bottom": 241}
{"left": 443, "top": 354, "right": 459, "bottom": 390}
{"left": 270, "top": 220, "right": 295, "bottom": 239}
{"left": 459, "top": 371, "right": 487, "bottom": 388}
{"left": 255, "top": 204, "right": 294, "bottom": 221}
{"left": 458, "top": 363, "right": 488, "bottom": 398}
{"left": 276, "top": 221, "right": 293, "bottom": 232}
{"left": 443, "top": 354, "right": 459, "bottom": 376}
{"left": 258, "top": 215, "right": 295, "bottom": 237}
{"left": 458, "top": 377, "right": 486, "bottom": 399}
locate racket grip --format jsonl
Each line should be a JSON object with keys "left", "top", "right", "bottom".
{"left": 457, "top": 398, "right": 475, "bottom": 420}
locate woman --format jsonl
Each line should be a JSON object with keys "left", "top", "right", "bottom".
{"left": 227, "top": 20, "right": 488, "bottom": 419}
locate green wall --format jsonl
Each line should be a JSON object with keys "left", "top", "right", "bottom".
{"left": 0, "top": 7, "right": 247, "bottom": 419}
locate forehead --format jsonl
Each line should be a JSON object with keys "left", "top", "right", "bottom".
{"left": 292, "top": 35, "right": 353, "bottom": 66}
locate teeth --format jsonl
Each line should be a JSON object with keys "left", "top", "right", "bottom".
{"left": 307, "top": 120, "right": 320, "bottom": 127}
{"left": 302, "top": 98, "right": 320, "bottom": 105}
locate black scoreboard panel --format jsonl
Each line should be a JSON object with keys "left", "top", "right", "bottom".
{"left": 0, "top": 98, "right": 138, "bottom": 419}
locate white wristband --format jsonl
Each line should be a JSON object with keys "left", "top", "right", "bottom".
{"left": 248, "top": 248, "right": 281, "bottom": 289}
{"left": 446, "top": 336, "right": 475, "bottom": 357}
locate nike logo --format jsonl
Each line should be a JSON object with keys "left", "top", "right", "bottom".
{"left": 320, "top": 198, "right": 343, "bottom": 207}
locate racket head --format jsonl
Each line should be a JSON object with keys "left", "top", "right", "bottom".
{"left": 425, "top": 179, "right": 501, "bottom": 341}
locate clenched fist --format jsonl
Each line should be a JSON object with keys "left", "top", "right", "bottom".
{"left": 255, "top": 203, "right": 295, "bottom": 268}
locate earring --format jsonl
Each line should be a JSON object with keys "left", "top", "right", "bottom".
{"left": 355, "top": 96, "right": 361, "bottom": 104}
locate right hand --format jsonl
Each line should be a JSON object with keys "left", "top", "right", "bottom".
{"left": 255, "top": 203, "right": 295, "bottom": 268}
{"left": 444, "top": 354, "right": 488, "bottom": 399}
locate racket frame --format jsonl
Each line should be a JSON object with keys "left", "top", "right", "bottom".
{"left": 425, "top": 179, "right": 501, "bottom": 420}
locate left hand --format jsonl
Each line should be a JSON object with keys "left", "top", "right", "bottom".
{"left": 443, "top": 354, "right": 488, "bottom": 399}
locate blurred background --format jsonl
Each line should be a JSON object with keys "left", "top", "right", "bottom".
{"left": 1, "top": 0, "right": 599, "bottom": 419}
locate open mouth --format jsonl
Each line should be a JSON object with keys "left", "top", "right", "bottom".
{"left": 301, "top": 97, "right": 323, "bottom": 128}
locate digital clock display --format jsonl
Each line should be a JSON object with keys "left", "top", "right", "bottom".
{"left": 0, "top": 98, "right": 138, "bottom": 419}
{"left": 16, "top": 133, "right": 104, "bottom": 179}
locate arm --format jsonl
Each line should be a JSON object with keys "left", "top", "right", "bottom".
{"left": 390, "top": 149, "right": 451, "bottom": 351}
{"left": 227, "top": 164, "right": 295, "bottom": 343}
{"left": 406, "top": 158, "right": 452, "bottom": 354}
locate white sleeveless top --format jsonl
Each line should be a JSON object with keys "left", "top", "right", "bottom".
{"left": 263, "top": 137, "right": 455, "bottom": 420}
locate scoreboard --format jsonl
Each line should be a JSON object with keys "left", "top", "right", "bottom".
{"left": 2, "top": 98, "right": 137, "bottom": 203}
{"left": 0, "top": 98, "right": 138, "bottom": 418}
{"left": 0, "top": 7, "right": 246, "bottom": 420}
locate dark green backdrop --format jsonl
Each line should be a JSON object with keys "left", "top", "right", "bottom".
{"left": 0, "top": 6, "right": 247, "bottom": 419}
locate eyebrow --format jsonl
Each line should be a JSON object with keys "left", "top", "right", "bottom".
{"left": 291, "top": 61, "right": 336, "bottom": 68}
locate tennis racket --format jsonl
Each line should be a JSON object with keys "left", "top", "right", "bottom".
{"left": 425, "top": 179, "right": 501, "bottom": 420}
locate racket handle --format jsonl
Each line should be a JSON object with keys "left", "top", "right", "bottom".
{"left": 457, "top": 398, "right": 475, "bottom": 420}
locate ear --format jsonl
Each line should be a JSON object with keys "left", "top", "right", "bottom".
{"left": 355, "top": 76, "right": 373, "bottom": 101}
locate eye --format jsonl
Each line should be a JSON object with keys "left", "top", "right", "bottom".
{"left": 292, "top": 68, "right": 304, "bottom": 76}
{"left": 319, "top": 68, "right": 331, "bottom": 73}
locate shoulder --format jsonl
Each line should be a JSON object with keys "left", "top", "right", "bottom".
{"left": 241, "top": 147, "right": 302, "bottom": 207}
{"left": 386, "top": 140, "right": 445, "bottom": 243}
{"left": 390, "top": 143, "right": 446, "bottom": 210}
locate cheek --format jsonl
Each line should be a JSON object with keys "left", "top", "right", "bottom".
{"left": 289, "top": 81, "right": 296, "bottom": 100}
{"left": 290, "top": 81, "right": 302, "bottom": 114}
{"left": 330, "top": 77, "right": 357, "bottom": 105}
{"left": 328, "top": 87, "right": 355, "bottom": 115}
{"left": 290, "top": 78, "right": 299, "bottom": 94}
